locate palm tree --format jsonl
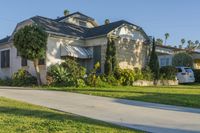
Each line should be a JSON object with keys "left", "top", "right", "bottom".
{"left": 195, "top": 40, "right": 200, "bottom": 49}
{"left": 164, "top": 33, "right": 170, "bottom": 45}
{"left": 181, "top": 38, "right": 186, "bottom": 46}
{"left": 180, "top": 38, "right": 186, "bottom": 49}
{"left": 187, "top": 40, "right": 193, "bottom": 49}
{"left": 64, "top": 9, "right": 70, "bottom": 16}
{"left": 195, "top": 40, "right": 199, "bottom": 45}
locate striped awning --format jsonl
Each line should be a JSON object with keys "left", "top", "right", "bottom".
{"left": 61, "top": 45, "right": 93, "bottom": 59}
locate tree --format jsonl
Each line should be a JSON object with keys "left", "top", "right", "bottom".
{"left": 148, "top": 38, "right": 159, "bottom": 80}
{"left": 14, "top": 25, "right": 48, "bottom": 85}
{"left": 111, "top": 39, "right": 117, "bottom": 71}
{"left": 187, "top": 40, "right": 194, "bottom": 49}
{"left": 195, "top": 40, "right": 199, "bottom": 48}
{"left": 104, "top": 38, "right": 117, "bottom": 75}
{"left": 64, "top": 9, "right": 70, "bottom": 16}
{"left": 164, "top": 33, "right": 170, "bottom": 45}
{"left": 104, "top": 38, "right": 113, "bottom": 75}
{"left": 156, "top": 38, "right": 163, "bottom": 45}
{"left": 181, "top": 38, "right": 186, "bottom": 46}
{"left": 172, "top": 52, "right": 193, "bottom": 67}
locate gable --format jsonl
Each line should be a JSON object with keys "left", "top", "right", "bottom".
{"left": 56, "top": 12, "right": 98, "bottom": 28}
{"left": 110, "top": 24, "right": 148, "bottom": 42}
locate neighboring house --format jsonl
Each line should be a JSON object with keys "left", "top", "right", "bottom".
{"left": 156, "top": 44, "right": 200, "bottom": 69}
{"left": 0, "top": 12, "right": 150, "bottom": 83}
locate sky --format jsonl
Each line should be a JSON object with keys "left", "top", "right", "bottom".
{"left": 0, "top": 0, "right": 199, "bottom": 45}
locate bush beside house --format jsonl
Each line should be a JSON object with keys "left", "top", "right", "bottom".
{"left": 193, "top": 69, "right": 200, "bottom": 83}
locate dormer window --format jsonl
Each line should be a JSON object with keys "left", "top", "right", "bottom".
{"left": 79, "top": 20, "right": 87, "bottom": 27}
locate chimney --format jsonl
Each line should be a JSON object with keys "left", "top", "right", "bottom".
{"left": 64, "top": 9, "right": 70, "bottom": 16}
{"left": 105, "top": 19, "right": 110, "bottom": 25}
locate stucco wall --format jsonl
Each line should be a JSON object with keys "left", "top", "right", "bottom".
{"left": 0, "top": 42, "right": 46, "bottom": 83}
{"left": 116, "top": 40, "right": 148, "bottom": 69}
{"left": 86, "top": 37, "right": 149, "bottom": 72}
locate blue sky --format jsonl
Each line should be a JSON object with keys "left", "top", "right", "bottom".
{"left": 0, "top": 0, "right": 199, "bottom": 45}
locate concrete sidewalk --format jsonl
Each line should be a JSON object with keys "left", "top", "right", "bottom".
{"left": 0, "top": 88, "right": 200, "bottom": 133}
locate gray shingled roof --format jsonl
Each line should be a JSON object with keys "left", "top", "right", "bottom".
{"left": 55, "top": 12, "right": 95, "bottom": 22}
{"left": 0, "top": 13, "right": 150, "bottom": 42}
{"left": 31, "top": 16, "right": 149, "bottom": 40}
{"left": 31, "top": 16, "right": 88, "bottom": 38}
{"left": 0, "top": 36, "right": 10, "bottom": 45}
{"left": 84, "top": 20, "right": 140, "bottom": 38}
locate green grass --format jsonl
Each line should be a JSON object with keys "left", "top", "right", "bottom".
{"left": 43, "top": 84, "right": 200, "bottom": 108}
{"left": 0, "top": 97, "right": 142, "bottom": 133}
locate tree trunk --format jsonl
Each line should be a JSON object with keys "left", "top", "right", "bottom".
{"left": 33, "top": 59, "right": 42, "bottom": 86}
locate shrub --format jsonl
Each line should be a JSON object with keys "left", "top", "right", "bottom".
{"left": 0, "top": 78, "right": 12, "bottom": 86}
{"left": 47, "top": 64, "right": 72, "bottom": 86}
{"left": 12, "top": 69, "right": 37, "bottom": 86}
{"left": 134, "top": 68, "right": 144, "bottom": 81}
{"left": 159, "top": 66, "right": 178, "bottom": 80}
{"left": 86, "top": 62, "right": 101, "bottom": 87}
{"left": 76, "top": 79, "right": 86, "bottom": 87}
{"left": 141, "top": 67, "right": 153, "bottom": 81}
{"left": 193, "top": 69, "right": 200, "bottom": 83}
{"left": 115, "top": 68, "right": 135, "bottom": 86}
{"left": 60, "top": 58, "right": 86, "bottom": 79}
{"left": 48, "top": 58, "right": 86, "bottom": 87}
{"left": 100, "top": 74, "right": 120, "bottom": 86}
{"left": 172, "top": 52, "right": 193, "bottom": 67}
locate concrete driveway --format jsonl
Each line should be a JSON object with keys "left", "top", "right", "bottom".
{"left": 0, "top": 87, "right": 200, "bottom": 133}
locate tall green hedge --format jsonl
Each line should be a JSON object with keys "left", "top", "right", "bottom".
{"left": 149, "top": 38, "right": 159, "bottom": 80}
{"left": 104, "top": 38, "right": 117, "bottom": 75}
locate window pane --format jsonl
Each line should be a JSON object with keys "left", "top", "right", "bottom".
{"left": 1, "top": 51, "right": 5, "bottom": 68}
{"left": 21, "top": 58, "right": 27, "bottom": 66}
{"left": 1, "top": 50, "right": 10, "bottom": 68}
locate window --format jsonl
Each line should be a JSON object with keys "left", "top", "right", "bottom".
{"left": 1, "top": 50, "right": 10, "bottom": 68}
{"left": 166, "top": 58, "right": 170, "bottom": 66}
{"left": 79, "top": 21, "right": 87, "bottom": 27}
{"left": 21, "top": 58, "right": 27, "bottom": 67}
{"left": 160, "top": 58, "right": 170, "bottom": 67}
{"left": 160, "top": 58, "right": 166, "bottom": 67}
{"left": 38, "top": 59, "right": 45, "bottom": 65}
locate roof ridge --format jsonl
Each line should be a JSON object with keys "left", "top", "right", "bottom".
{"left": 55, "top": 12, "right": 95, "bottom": 22}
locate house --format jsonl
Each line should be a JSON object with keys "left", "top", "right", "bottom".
{"left": 156, "top": 44, "right": 200, "bottom": 69}
{"left": 0, "top": 12, "right": 150, "bottom": 84}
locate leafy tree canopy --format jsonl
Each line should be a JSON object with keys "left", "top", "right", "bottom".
{"left": 14, "top": 25, "right": 48, "bottom": 61}
{"left": 172, "top": 52, "right": 193, "bottom": 67}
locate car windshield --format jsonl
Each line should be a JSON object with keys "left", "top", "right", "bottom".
{"left": 184, "top": 68, "right": 193, "bottom": 73}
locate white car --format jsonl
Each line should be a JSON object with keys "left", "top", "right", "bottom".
{"left": 176, "top": 67, "right": 195, "bottom": 83}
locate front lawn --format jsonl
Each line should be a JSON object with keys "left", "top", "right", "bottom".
{"left": 44, "top": 84, "right": 200, "bottom": 108}
{"left": 0, "top": 97, "right": 142, "bottom": 133}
